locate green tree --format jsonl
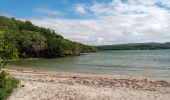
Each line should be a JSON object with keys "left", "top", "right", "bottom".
{"left": 0, "top": 15, "right": 96, "bottom": 58}
{"left": 0, "top": 31, "right": 19, "bottom": 100}
{"left": 16, "top": 30, "right": 46, "bottom": 57}
{"left": 0, "top": 31, "right": 18, "bottom": 69}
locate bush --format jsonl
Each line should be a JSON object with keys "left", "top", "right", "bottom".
{"left": 0, "top": 71, "right": 19, "bottom": 100}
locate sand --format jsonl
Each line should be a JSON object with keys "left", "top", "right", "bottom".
{"left": 5, "top": 69, "right": 170, "bottom": 100}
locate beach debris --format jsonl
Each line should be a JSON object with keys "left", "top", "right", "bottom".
{"left": 21, "top": 85, "right": 25, "bottom": 87}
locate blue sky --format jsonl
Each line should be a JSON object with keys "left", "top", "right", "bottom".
{"left": 0, "top": 0, "right": 111, "bottom": 18}
{"left": 1, "top": 0, "right": 170, "bottom": 45}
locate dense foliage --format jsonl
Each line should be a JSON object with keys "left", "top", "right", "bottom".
{"left": 0, "top": 31, "right": 18, "bottom": 69}
{"left": 0, "top": 71, "right": 19, "bottom": 100}
{"left": 0, "top": 29, "right": 19, "bottom": 100}
{"left": 96, "top": 43, "right": 170, "bottom": 50}
{"left": 0, "top": 16, "right": 96, "bottom": 58}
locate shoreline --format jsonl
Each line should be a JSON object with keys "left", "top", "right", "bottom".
{"left": 5, "top": 68, "right": 170, "bottom": 100}
{"left": 6, "top": 64, "right": 170, "bottom": 80}
{"left": 4, "top": 66, "right": 170, "bottom": 81}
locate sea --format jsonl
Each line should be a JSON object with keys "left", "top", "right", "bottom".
{"left": 8, "top": 49, "right": 170, "bottom": 79}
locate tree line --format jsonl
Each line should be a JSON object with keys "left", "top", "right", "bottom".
{"left": 0, "top": 16, "right": 96, "bottom": 58}
{"left": 96, "top": 43, "right": 170, "bottom": 50}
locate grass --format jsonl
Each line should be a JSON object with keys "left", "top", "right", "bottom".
{"left": 0, "top": 71, "right": 19, "bottom": 100}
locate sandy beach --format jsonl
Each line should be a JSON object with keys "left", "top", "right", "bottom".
{"left": 5, "top": 69, "right": 170, "bottom": 100}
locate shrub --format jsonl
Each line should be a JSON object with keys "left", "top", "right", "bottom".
{"left": 0, "top": 71, "right": 19, "bottom": 100}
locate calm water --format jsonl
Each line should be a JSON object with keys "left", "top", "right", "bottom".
{"left": 9, "top": 50, "right": 170, "bottom": 78}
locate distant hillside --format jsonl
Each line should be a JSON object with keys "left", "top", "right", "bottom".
{"left": 0, "top": 16, "right": 96, "bottom": 58}
{"left": 96, "top": 42, "right": 170, "bottom": 50}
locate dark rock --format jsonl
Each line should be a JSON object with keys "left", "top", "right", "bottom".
{"left": 73, "top": 76, "right": 77, "bottom": 79}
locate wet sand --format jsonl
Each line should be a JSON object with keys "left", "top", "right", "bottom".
{"left": 5, "top": 69, "right": 170, "bottom": 100}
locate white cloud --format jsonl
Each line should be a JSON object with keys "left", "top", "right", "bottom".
{"left": 74, "top": 4, "right": 87, "bottom": 14}
{"left": 90, "top": 3, "right": 114, "bottom": 16}
{"left": 30, "top": 0, "right": 170, "bottom": 45}
{"left": 35, "top": 8, "right": 63, "bottom": 16}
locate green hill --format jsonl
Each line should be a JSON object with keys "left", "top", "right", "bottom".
{"left": 96, "top": 43, "right": 170, "bottom": 50}
{"left": 0, "top": 16, "right": 96, "bottom": 58}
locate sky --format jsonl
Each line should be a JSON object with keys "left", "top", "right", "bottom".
{"left": 0, "top": 0, "right": 170, "bottom": 45}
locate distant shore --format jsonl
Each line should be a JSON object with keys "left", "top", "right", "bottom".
{"left": 5, "top": 68, "right": 170, "bottom": 100}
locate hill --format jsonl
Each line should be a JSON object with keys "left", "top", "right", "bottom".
{"left": 0, "top": 16, "right": 96, "bottom": 58}
{"left": 96, "top": 42, "right": 170, "bottom": 50}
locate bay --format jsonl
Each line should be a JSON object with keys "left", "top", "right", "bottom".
{"left": 8, "top": 49, "right": 170, "bottom": 78}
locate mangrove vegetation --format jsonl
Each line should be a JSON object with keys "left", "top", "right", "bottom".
{"left": 0, "top": 16, "right": 96, "bottom": 58}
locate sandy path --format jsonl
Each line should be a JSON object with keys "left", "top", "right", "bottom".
{"left": 6, "top": 69, "right": 170, "bottom": 100}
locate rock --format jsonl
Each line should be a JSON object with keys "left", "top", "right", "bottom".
{"left": 73, "top": 76, "right": 77, "bottom": 79}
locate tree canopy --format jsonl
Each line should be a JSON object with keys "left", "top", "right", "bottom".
{"left": 96, "top": 43, "right": 170, "bottom": 50}
{"left": 0, "top": 16, "right": 96, "bottom": 58}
